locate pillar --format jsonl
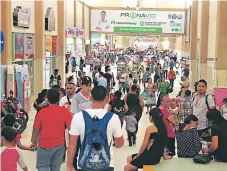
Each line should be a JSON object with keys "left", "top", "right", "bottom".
{"left": 199, "top": 1, "right": 210, "bottom": 80}
{"left": 34, "top": 1, "right": 45, "bottom": 95}
{"left": 57, "top": 1, "right": 65, "bottom": 85}
{"left": 190, "top": 0, "right": 198, "bottom": 89}
{"left": 1, "top": 0, "right": 12, "bottom": 65}
{"left": 215, "top": 1, "right": 227, "bottom": 87}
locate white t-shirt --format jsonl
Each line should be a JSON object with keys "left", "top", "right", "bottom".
{"left": 59, "top": 96, "right": 72, "bottom": 109}
{"left": 69, "top": 109, "right": 122, "bottom": 168}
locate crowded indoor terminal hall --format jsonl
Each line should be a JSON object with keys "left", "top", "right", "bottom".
{"left": 1, "top": 0, "right": 227, "bottom": 171}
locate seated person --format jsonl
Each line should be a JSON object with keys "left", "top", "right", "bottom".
{"left": 124, "top": 108, "right": 171, "bottom": 171}
{"left": 220, "top": 98, "right": 227, "bottom": 120}
{"left": 203, "top": 109, "right": 227, "bottom": 162}
{"left": 176, "top": 114, "right": 201, "bottom": 158}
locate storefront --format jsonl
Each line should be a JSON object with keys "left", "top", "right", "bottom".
{"left": 45, "top": 35, "right": 58, "bottom": 88}
{"left": 44, "top": 7, "right": 58, "bottom": 88}
{"left": 11, "top": 32, "right": 34, "bottom": 112}
{"left": 65, "top": 26, "right": 84, "bottom": 70}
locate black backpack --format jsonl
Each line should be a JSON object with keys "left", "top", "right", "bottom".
{"left": 112, "top": 100, "right": 124, "bottom": 117}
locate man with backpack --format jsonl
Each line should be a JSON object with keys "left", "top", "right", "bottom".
{"left": 49, "top": 69, "right": 62, "bottom": 88}
{"left": 67, "top": 86, "right": 124, "bottom": 171}
{"left": 192, "top": 79, "right": 216, "bottom": 137}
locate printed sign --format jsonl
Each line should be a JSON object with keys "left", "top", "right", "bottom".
{"left": 24, "top": 80, "right": 31, "bottom": 98}
{"left": 15, "top": 33, "right": 24, "bottom": 60}
{"left": 214, "top": 87, "right": 227, "bottom": 108}
{"left": 46, "top": 35, "right": 52, "bottom": 53}
{"left": 91, "top": 10, "right": 185, "bottom": 34}
{"left": 13, "top": 7, "right": 31, "bottom": 28}
{"left": 45, "top": 7, "right": 56, "bottom": 31}
{"left": 24, "top": 34, "right": 34, "bottom": 59}
{"left": 0, "top": 31, "right": 4, "bottom": 53}
{"left": 65, "top": 26, "right": 84, "bottom": 38}
{"left": 52, "top": 36, "right": 57, "bottom": 56}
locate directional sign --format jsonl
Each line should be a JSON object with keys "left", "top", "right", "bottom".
{"left": 0, "top": 31, "right": 4, "bottom": 53}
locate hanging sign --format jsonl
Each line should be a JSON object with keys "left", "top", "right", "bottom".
{"left": 0, "top": 31, "right": 4, "bottom": 53}
{"left": 15, "top": 33, "right": 24, "bottom": 60}
{"left": 46, "top": 35, "right": 52, "bottom": 53}
{"left": 13, "top": 6, "right": 31, "bottom": 28}
{"left": 45, "top": 7, "right": 56, "bottom": 31}
{"left": 91, "top": 10, "right": 185, "bottom": 34}
{"left": 52, "top": 36, "right": 57, "bottom": 56}
{"left": 65, "top": 26, "right": 84, "bottom": 39}
{"left": 24, "top": 34, "right": 34, "bottom": 59}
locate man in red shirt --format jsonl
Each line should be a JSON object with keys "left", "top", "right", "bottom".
{"left": 31, "top": 89, "right": 72, "bottom": 171}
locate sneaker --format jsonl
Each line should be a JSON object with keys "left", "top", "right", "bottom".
{"left": 133, "top": 141, "right": 136, "bottom": 145}
{"left": 129, "top": 143, "right": 132, "bottom": 147}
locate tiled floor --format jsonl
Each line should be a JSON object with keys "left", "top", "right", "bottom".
{"left": 19, "top": 61, "right": 227, "bottom": 171}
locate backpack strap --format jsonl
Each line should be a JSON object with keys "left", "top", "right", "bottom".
{"left": 99, "top": 112, "right": 113, "bottom": 130}
{"left": 205, "top": 94, "right": 210, "bottom": 111}
{"left": 82, "top": 110, "right": 95, "bottom": 134}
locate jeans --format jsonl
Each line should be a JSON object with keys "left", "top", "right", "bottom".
{"left": 169, "top": 79, "right": 174, "bottom": 87}
{"left": 78, "top": 167, "right": 114, "bottom": 171}
{"left": 36, "top": 145, "right": 65, "bottom": 171}
{"left": 127, "top": 131, "right": 136, "bottom": 145}
{"left": 166, "top": 137, "right": 176, "bottom": 156}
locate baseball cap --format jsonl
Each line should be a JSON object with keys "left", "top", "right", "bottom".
{"left": 80, "top": 76, "right": 92, "bottom": 85}
{"left": 54, "top": 69, "right": 59, "bottom": 72}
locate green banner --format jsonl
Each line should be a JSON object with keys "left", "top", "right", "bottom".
{"left": 114, "top": 27, "right": 162, "bottom": 33}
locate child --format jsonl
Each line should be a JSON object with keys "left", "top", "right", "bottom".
{"left": 169, "top": 98, "right": 182, "bottom": 124}
{"left": 220, "top": 98, "right": 227, "bottom": 120}
{"left": 124, "top": 111, "right": 137, "bottom": 147}
{"left": 2, "top": 114, "right": 34, "bottom": 151}
{"left": 1, "top": 126, "right": 28, "bottom": 171}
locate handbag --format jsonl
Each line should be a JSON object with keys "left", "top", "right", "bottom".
{"left": 141, "top": 91, "right": 147, "bottom": 100}
{"left": 193, "top": 154, "right": 212, "bottom": 164}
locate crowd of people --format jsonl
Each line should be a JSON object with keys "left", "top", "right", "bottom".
{"left": 1, "top": 47, "right": 227, "bottom": 171}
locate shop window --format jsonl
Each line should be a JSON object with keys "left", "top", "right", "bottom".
{"left": 12, "top": 60, "right": 34, "bottom": 95}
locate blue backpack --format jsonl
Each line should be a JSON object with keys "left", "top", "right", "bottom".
{"left": 78, "top": 111, "right": 113, "bottom": 171}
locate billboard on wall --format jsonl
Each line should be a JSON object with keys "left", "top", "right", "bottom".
{"left": 15, "top": 33, "right": 24, "bottom": 60}
{"left": 24, "top": 34, "right": 34, "bottom": 59}
{"left": 52, "top": 36, "right": 57, "bottom": 56}
{"left": 91, "top": 10, "right": 185, "bottom": 34}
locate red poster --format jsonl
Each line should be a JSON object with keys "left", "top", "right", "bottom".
{"left": 52, "top": 36, "right": 57, "bottom": 56}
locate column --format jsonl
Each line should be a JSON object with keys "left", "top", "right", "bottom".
{"left": 57, "top": 1, "right": 65, "bottom": 85}
{"left": 190, "top": 0, "right": 198, "bottom": 89}
{"left": 199, "top": 1, "right": 210, "bottom": 80}
{"left": 1, "top": 0, "right": 12, "bottom": 65}
{"left": 34, "top": 1, "right": 45, "bottom": 95}
{"left": 215, "top": 1, "right": 227, "bottom": 87}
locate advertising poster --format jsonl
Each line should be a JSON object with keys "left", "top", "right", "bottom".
{"left": 52, "top": 36, "right": 57, "bottom": 56}
{"left": 91, "top": 10, "right": 185, "bottom": 34}
{"left": 24, "top": 80, "right": 31, "bottom": 98}
{"left": 65, "top": 26, "right": 84, "bottom": 39}
{"left": 15, "top": 33, "right": 24, "bottom": 60}
{"left": 24, "top": 34, "right": 34, "bottom": 59}
{"left": 46, "top": 35, "right": 52, "bottom": 53}
{"left": 214, "top": 87, "right": 227, "bottom": 108}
